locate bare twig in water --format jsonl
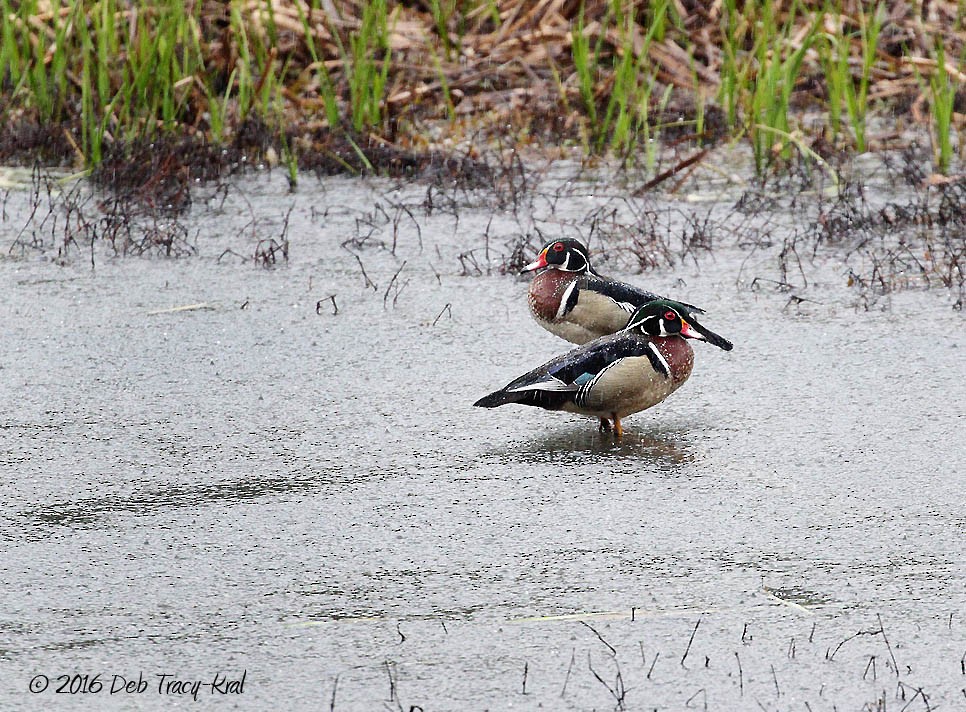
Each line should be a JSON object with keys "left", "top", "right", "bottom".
{"left": 827, "top": 623, "right": 885, "bottom": 662}
{"left": 521, "top": 661, "right": 528, "bottom": 695}
{"left": 457, "top": 249, "right": 484, "bottom": 276}
{"left": 586, "top": 652, "right": 626, "bottom": 710}
{"left": 579, "top": 620, "right": 617, "bottom": 656}
{"left": 635, "top": 148, "right": 711, "bottom": 195}
{"left": 431, "top": 303, "right": 452, "bottom": 326}
{"left": 316, "top": 295, "right": 338, "bottom": 315}
{"left": 896, "top": 682, "right": 929, "bottom": 712}
{"left": 218, "top": 248, "right": 247, "bottom": 263}
{"left": 428, "top": 261, "right": 442, "bottom": 285}
{"left": 329, "top": 674, "right": 339, "bottom": 712}
{"left": 254, "top": 235, "right": 288, "bottom": 266}
{"left": 878, "top": 614, "right": 900, "bottom": 677}
{"left": 750, "top": 277, "right": 795, "bottom": 292}
{"left": 348, "top": 251, "right": 377, "bottom": 290}
{"left": 385, "top": 660, "right": 396, "bottom": 702}
{"left": 681, "top": 616, "right": 703, "bottom": 667}
{"left": 864, "top": 655, "right": 877, "bottom": 681}
{"left": 735, "top": 652, "right": 743, "bottom": 696}
{"left": 386, "top": 201, "right": 422, "bottom": 255}
{"left": 383, "top": 260, "right": 407, "bottom": 308}
{"left": 782, "top": 295, "right": 822, "bottom": 312}
{"left": 684, "top": 688, "right": 707, "bottom": 710}
{"left": 647, "top": 651, "right": 659, "bottom": 679}
{"left": 560, "top": 648, "right": 575, "bottom": 698}
{"left": 396, "top": 622, "right": 405, "bottom": 644}
{"left": 483, "top": 216, "right": 493, "bottom": 275}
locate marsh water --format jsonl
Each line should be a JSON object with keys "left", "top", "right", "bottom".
{"left": 1, "top": 160, "right": 964, "bottom": 710}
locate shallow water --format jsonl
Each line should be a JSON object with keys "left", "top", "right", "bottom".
{"left": 1, "top": 168, "right": 964, "bottom": 710}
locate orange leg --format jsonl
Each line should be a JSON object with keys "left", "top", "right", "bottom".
{"left": 612, "top": 415, "right": 623, "bottom": 438}
{"left": 598, "top": 417, "right": 612, "bottom": 433}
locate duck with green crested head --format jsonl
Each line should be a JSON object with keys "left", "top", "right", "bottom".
{"left": 474, "top": 300, "right": 726, "bottom": 437}
{"left": 523, "top": 237, "right": 733, "bottom": 350}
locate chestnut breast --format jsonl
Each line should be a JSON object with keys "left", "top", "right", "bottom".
{"left": 528, "top": 270, "right": 576, "bottom": 321}
{"left": 651, "top": 336, "right": 694, "bottom": 384}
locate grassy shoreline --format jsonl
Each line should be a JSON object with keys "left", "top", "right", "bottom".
{"left": 1, "top": 1, "right": 964, "bottom": 181}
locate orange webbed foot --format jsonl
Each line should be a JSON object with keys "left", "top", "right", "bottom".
{"left": 612, "top": 416, "right": 623, "bottom": 438}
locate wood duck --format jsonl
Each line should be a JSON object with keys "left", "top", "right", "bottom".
{"left": 474, "top": 300, "right": 717, "bottom": 437}
{"left": 523, "top": 238, "right": 733, "bottom": 350}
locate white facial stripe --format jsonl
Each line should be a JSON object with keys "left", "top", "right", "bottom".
{"left": 561, "top": 253, "right": 571, "bottom": 271}
{"left": 624, "top": 312, "right": 647, "bottom": 331}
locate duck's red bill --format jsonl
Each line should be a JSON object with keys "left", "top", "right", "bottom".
{"left": 521, "top": 250, "right": 548, "bottom": 273}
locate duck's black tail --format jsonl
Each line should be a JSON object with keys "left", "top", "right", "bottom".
{"left": 473, "top": 389, "right": 521, "bottom": 408}
{"left": 474, "top": 387, "right": 571, "bottom": 411}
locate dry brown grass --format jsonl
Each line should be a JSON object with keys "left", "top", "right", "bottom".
{"left": 1, "top": 1, "right": 964, "bottom": 170}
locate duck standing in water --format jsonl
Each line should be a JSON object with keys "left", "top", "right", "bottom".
{"left": 474, "top": 300, "right": 727, "bottom": 437}
{"left": 523, "top": 238, "right": 733, "bottom": 350}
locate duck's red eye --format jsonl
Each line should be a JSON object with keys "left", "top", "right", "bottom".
{"left": 664, "top": 310, "right": 676, "bottom": 321}
{"left": 552, "top": 242, "right": 565, "bottom": 252}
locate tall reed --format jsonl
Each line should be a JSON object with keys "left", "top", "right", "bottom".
{"left": 928, "top": 40, "right": 955, "bottom": 174}
{"left": 841, "top": 2, "right": 886, "bottom": 152}
{"left": 329, "top": 0, "right": 394, "bottom": 133}
{"left": 746, "top": 3, "right": 817, "bottom": 169}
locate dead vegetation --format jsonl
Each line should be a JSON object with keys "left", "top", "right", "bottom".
{"left": 3, "top": 93, "right": 961, "bottom": 309}
{"left": 1, "top": 1, "right": 964, "bottom": 176}
{"left": 205, "top": 0, "right": 966, "bottom": 153}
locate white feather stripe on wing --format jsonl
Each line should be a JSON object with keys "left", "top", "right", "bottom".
{"left": 554, "top": 280, "right": 579, "bottom": 320}
{"left": 507, "top": 377, "right": 577, "bottom": 393}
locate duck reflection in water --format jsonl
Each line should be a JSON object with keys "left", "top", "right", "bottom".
{"left": 490, "top": 423, "right": 697, "bottom": 472}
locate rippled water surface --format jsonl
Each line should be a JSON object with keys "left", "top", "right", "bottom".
{"left": 1, "top": 168, "right": 964, "bottom": 710}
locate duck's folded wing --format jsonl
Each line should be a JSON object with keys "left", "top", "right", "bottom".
{"left": 542, "top": 333, "right": 655, "bottom": 384}
{"left": 474, "top": 336, "right": 625, "bottom": 409}
{"left": 583, "top": 276, "right": 704, "bottom": 315}
{"left": 473, "top": 333, "right": 669, "bottom": 410}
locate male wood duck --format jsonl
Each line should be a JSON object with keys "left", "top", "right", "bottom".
{"left": 523, "top": 238, "right": 733, "bottom": 350}
{"left": 474, "top": 300, "right": 714, "bottom": 437}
